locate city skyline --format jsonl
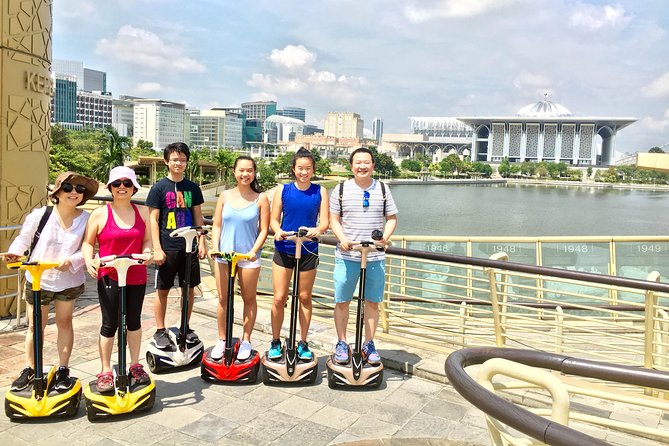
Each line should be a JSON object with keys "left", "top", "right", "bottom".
{"left": 54, "top": 1, "right": 669, "bottom": 153}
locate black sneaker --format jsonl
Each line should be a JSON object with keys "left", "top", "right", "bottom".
{"left": 153, "top": 329, "right": 174, "bottom": 349}
{"left": 53, "top": 366, "right": 73, "bottom": 391}
{"left": 11, "top": 367, "right": 34, "bottom": 391}
{"left": 186, "top": 327, "right": 200, "bottom": 344}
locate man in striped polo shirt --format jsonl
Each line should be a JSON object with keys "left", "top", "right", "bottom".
{"left": 329, "top": 147, "right": 398, "bottom": 364}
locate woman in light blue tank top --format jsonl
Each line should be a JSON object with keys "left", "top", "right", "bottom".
{"left": 210, "top": 156, "right": 270, "bottom": 361}
{"left": 267, "top": 148, "right": 329, "bottom": 361}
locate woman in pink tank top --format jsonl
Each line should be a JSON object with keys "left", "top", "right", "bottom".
{"left": 82, "top": 167, "right": 153, "bottom": 392}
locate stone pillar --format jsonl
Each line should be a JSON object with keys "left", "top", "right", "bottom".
{"left": 0, "top": 1, "right": 53, "bottom": 316}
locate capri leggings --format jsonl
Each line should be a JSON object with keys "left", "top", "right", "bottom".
{"left": 97, "top": 275, "right": 146, "bottom": 338}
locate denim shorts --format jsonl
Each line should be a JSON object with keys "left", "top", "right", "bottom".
{"left": 333, "top": 257, "right": 385, "bottom": 303}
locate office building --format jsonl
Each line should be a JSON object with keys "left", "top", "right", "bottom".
{"left": 372, "top": 118, "right": 384, "bottom": 144}
{"left": 132, "top": 99, "right": 186, "bottom": 150}
{"left": 76, "top": 90, "right": 112, "bottom": 128}
{"left": 277, "top": 106, "right": 306, "bottom": 122}
{"left": 112, "top": 98, "right": 135, "bottom": 137}
{"left": 189, "top": 109, "right": 244, "bottom": 149}
{"left": 324, "top": 112, "right": 363, "bottom": 139}
{"left": 241, "top": 101, "right": 277, "bottom": 122}
{"left": 51, "top": 74, "right": 77, "bottom": 125}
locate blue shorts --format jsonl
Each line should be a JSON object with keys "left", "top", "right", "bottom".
{"left": 333, "top": 257, "right": 385, "bottom": 303}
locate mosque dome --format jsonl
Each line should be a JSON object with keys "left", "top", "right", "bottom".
{"left": 517, "top": 98, "right": 572, "bottom": 118}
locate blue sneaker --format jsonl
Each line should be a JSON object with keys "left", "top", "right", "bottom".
{"left": 334, "top": 340, "right": 349, "bottom": 364}
{"left": 362, "top": 340, "right": 381, "bottom": 364}
{"left": 297, "top": 341, "right": 314, "bottom": 361}
{"left": 268, "top": 339, "right": 282, "bottom": 360}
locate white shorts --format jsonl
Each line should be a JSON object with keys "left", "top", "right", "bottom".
{"left": 215, "top": 257, "right": 261, "bottom": 269}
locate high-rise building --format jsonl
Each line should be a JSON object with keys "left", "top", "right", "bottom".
{"left": 372, "top": 118, "right": 384, "bottom": 144}
{"left": 51, "top": 74, "right": 77, "bottom": 125}
{"left": 52, "top": 59, "right": 84, "bottom": 90}
{"left": 324, "top": 112, "right": 363, "bottom": 139}
{"left": 132, "top": 99, "right": 186, "bottom": 150}
{"left": 83, "top": 68, "right": 107, "bottom": 93}
{"left": 241, "top": 101, "right": 277, "bottom": 122}
{"left": 112, "top": 98, "right": 135, "bottom": 137}
{"left": 189, "top": 109, "right": 244, "bottom": 149}
{"left": 76, "top": 90, "right": 112, "bottom": 128}
{"left": 277, "top": 106, "right": 306, "bottom": 122}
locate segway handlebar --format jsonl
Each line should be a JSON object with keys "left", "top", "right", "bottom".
{"left": 170, "top": 226, "right": 211, "bottom": 254}
{"left": 6, "top": 259, "right": 61, "bottom": 290}
{"left": 210, "top": 251, "right": 251, "bottom": 276}
{"left": 98, "top": 254, "right": 151, "bottom": 287}
{"left": 280, "top": 226, "right": 320, "bottom": 243}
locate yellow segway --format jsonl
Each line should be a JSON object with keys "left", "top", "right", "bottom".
{"left": 4, "top": 259, "right": 82, "bottom": 420}
{"left": 84, "top": 254, "right": 156, "bottom": 420}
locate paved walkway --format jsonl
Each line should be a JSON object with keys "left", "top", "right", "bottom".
{"left": 0, "top": 264, "right": 667, "bottom": 445}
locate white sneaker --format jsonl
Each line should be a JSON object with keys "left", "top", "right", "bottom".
{"left": 237, "top": 340, "right": 252, "bottom": 360}
{"left": 211, "top": 339, "right": 226, "bottom": 360}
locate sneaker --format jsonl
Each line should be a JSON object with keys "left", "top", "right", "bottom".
{"left": 362, "top": 340, "right": 381, "bottom": 364}
{"left": 186, "top": 327, "right": 200, "bottom": 344}
{"left": 11, "top": 367, "right": 34, "bottom": 391}
{"left": 237, "top": 340, "right": 252, "bottom": 361}
{"left": 153, "top": 329, "right": 174, "bottom": 349}
{"left": 297, "top": 341, "right": 314, "bottom": 361}
{"left": 53, "top": 366, "right": 73, "bottom": 391}
{"left": 96, "top": 372, "right": 114, "bottom": 393}
{"left": 334, "top": 340, "right": 349, "bottom": 364}
{"left": 268, "top": 339, "right": 282, "bottom": 360}
{"left": 129, "top": 364, "right": 150, "bottom": 385}
{"left": 211, "top": 339, "right": 226, "bottom": 360}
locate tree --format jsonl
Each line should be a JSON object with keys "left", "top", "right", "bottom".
{"left": 255, "top": 158, "right": 277, "bottom": 191}
{"left": 498, "top": 158, "right": 511, "bottom": 178}
{"left": 649, "top": 147, "right": 665, "bottom": 153}
{"left": 315, "top": 158, "right": 331, "bottom": 177}
{"left": 439, "top": 154, "right": 464, "bottom": 176}
{"left": 401, "top": 159, "right": 422, "bottom": 172}
{"left": 93, "top": 127, "right": 129, "bottom": 181}
{"left": 271, "top": 152, "right": 293, "bottom": 177}
{"left": 469, "top": 161, "right": 493, "bottom": 177}
{"left": 129, "top": 139, "right": 156, "bottom": 160}
{"left": 214, "top": 148, "right": 237, "bottom": 182}
{"left": 368, "top": 147, "right": 399, "bottom": 177}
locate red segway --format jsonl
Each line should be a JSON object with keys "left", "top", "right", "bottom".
{"left": 201, "top": 251, "right": 260, "bottom": 383}
{"left": 261, "top": 227, "right": 319, "bottom": 384}
{"left": 326, "top": 231, "right": 385, "bottom": 388}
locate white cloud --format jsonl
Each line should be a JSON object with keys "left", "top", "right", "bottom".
{"left": 513, "top": 72, "right": 552, "bottom": 90}
{"left": 95, "top": 25, "right": 206, "bottom": 74}
{"left": 247, "top": 74, "right": 308, "bottom": 95}
{"left": 134, "top": 82, "right": 163, "bottom": 95}
{"left": 404, "top": 0, "right": 520, "bottom": 23}
{"left": 269, "top": 45, "right": 317, "bottom": 70}
{"left": 569, "top": 3, "right": 632, "bottom": 31}
{"left": 642, "top": 72, "right": 669, "bottom": 98}
{"left": 250, "top": 91, "right": 278, "bottom": 102}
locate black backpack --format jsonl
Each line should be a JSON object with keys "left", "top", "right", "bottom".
{"left": 338, "top": 180, "right": 386, "bottom": 216}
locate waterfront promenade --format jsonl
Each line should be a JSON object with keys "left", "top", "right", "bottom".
{"left": 0, "top": 258, "right": 667, "bottom": 445}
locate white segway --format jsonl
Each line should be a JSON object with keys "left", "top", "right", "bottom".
{"left": 145, "top": 226, "right": 208, "bottom": 373}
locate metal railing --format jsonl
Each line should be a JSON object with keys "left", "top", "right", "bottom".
{"left": 446, "top": 347, "right": 669, "bottom": 445}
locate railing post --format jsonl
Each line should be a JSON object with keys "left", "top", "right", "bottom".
{"left": 486, "top": 252, "right": 509, "bottom": 347}
{"left": 458, "top": 301, "right": 469, "bottom": 346}
{"left": 644, "top": 271, "right": 661, "bottom": 395}
{"left": 555, "top": 306, "right": 564, "bottom": 354}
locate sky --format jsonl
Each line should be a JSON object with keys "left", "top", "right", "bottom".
{"left": 53, "top": 0, "right": 669, "bottom": 154}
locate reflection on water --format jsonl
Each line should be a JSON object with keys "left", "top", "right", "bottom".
{"left": 389, "top": 183, "right": 669, "bottom": 236}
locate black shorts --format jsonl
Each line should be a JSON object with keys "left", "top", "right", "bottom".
{"left": 273, "top": 250, "right": 319, "bottom": 271}
{"left": 155, "top": 250, "right": 201, "bottom": 290}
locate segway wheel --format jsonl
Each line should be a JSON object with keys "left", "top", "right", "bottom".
{"left": 146, "top": 351, "right": 158, "bottom": 373}
{"left": 327, "top": 367, "right": 338, "bottom": 389}
{"left": 65, "top": 388, "right": 83, "bottom": 417}
{"left": 371, "top": 368, "right": 384, "bottom": 388}
{"left": 261, "top": 364, "right": 272, "bottom": 385}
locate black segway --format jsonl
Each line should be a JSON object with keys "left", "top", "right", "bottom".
{"left": 4, "top": 259, "right": 81, "bottom": 419}
{"left": 326, "top": 230, "right": 385, "bottom": 388}
{"left": 201, "top": 251, "right": 260, "bottom": 383}
{"left": 84, "top": 254, "right": 155, "bottom": 420}
{"left": 146, "top": 226, "right": 208, "bottom": 372}
{"left": 261, "top": 227, "right": 319, "bottom": 384}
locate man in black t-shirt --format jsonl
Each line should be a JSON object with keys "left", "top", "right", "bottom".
{"left": 145, "top": 142, "right": 207, "bottom": 348}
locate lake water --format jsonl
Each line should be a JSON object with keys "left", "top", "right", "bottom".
{"left": 388, "top": 183, "right": 669, "bottom": 237}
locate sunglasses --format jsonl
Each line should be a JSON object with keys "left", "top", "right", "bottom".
{"left": 110, "top": 179, "right": 134, "bottom": 188}
{"left": 363, "top": 190, "right": 370, "bottom": 208}
{"left": 61, "top": 182, "right": 87, "bottom": 194}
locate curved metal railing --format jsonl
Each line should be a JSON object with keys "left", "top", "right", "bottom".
{"left": 445, "top": 347, "right": 669, "bottom": 445}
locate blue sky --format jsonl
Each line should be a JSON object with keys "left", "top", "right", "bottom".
{"left": 54, "top": 0, "right": 669, "bottom": 153}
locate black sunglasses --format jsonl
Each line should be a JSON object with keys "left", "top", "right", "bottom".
{"left": 110, "top": 179, "right": 134, "bottom": 188}
{"left": 61, "top": 182, "right": 87, "bottom": 194}
{"left": 363, "top": 190, "right": 370, "bottom": 208}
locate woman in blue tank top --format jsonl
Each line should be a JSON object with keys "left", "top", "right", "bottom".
{"left": 210, "top": 156, "right": 270, "bottom": 361}
{"left": 267, "top": 148, "right": 329, "bottom": 360}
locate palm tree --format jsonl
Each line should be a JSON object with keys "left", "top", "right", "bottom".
{"left": 214, "top": 148, "right": 237, "bottom": 183}
{"left": 94, "top": 127, "right": 129, "bottom": 181}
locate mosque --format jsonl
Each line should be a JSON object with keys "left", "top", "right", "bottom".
{"left": 382, "top": 97, "right": 637, "bottom": 166}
